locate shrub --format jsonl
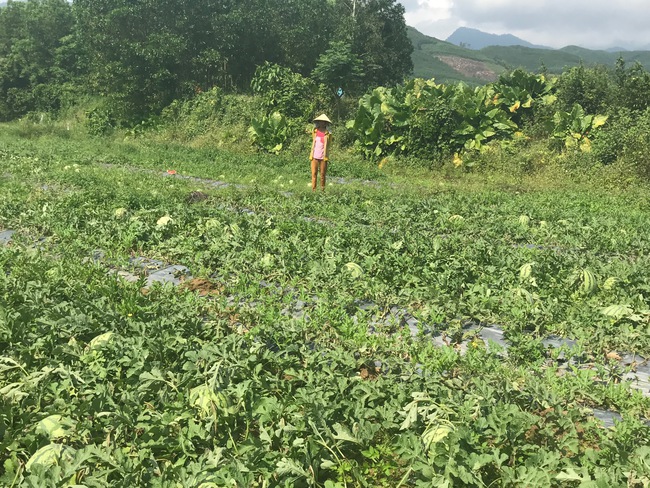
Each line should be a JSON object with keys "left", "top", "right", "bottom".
{"left": 550, "top": 103, "right": 608, "bottom": 153}
{"left": 248, "top": 112, "right": 290, "bottom": 154}
{"left": 592, "top": 108, "right": 650, "bottom": 177}
{"left": 85, "top": 106, "right": 115, "bottom": 136}
{"left": 161, "top": 87, "right": 224, "bottom": 139}
{"left": 405, "top": 96, "right": 455, "bottom": 159}
{"left": 251, "top": 62, "right": 329, "bottom": 121}
{"left": 622, "top": 143, "right": 650, "bottom": 180}
{"left": 554, "top": 65, "right": 614, "bottom": 115}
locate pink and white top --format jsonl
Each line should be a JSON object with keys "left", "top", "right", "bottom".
{"left": 313, "top": 129, "right": 326, "bottom": 160}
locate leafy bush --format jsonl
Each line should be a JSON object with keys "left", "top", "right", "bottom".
{"left": 592, "top": 107, "right": 650, "bottom": 175}
{"left": 554, "top": 64, "right": 614, "bottom": 115}
{"left": 403, "top": 84, "right": 456, "bottom": 160}
{"left": 346, "top": 78, "right": 525, "bottom": 163}
{"left": 493, "top": 69, "right": 557, "bottom": 128}
{"left": 347, "top": 85, "right": 409, "bottom": 159}
{"left": 550, "top": 103, "right": 608, "bottom": 152}
{"left": 248, "top": 112, "right": 290, "bottom": 154}
{"left": 161, "top": 87, "right": 224, "bottom": 139}
{"left": 251, "top": 62, "right": 329, "bottom": 121}
{"left": 449, "top": 84, "right": 518, "bottom": 157}
{"left": 84, "top": 107, "right": 115, "bottom": 136}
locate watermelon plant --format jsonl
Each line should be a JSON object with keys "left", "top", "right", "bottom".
{"left": 1, "top": 130, "right": 650, "bottom": 486}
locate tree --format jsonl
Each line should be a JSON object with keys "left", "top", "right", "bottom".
{"left": 73, "top": 0, "right": 338, "bottom": 120}
{"left": 311, "top": 41, "right": 364, "bottom": 96}
{"left": 333, "top": 0, "right": 413, "bottom": 87}
{"left": 614, "top": 59, "right": 650, "bottom": 113}
{"left": 63, "top": 0, "right": 413, "bottom": 122}
{"left": 74, "top": 0, "right": 214, "bottom": 120}
{"left": 554, "top": 64, "right": 613, "bottom": 116}
{"left": 0, "top": 0, "right": 78, "bottom": 120}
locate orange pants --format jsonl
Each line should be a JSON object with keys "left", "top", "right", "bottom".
{"left": 311, "top": 158, "right": 328, "bottom": 191}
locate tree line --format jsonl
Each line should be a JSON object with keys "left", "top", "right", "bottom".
{"left": 0, "top": 0, "right": 413, "bottom": 122}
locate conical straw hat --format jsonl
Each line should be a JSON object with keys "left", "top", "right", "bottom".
{"left": 313, "top": 114, "right": 332, "bottom": 123}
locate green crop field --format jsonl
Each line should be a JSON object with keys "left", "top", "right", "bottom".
{"left": 4, "top": 0, "right": 650, "bottom": 485}
{"left": 2, "top": 131, "right": 650, "bottom": 487}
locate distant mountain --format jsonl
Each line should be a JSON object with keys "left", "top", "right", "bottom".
{"left": 447, "top": 27, "right": 550, "bottom": 50}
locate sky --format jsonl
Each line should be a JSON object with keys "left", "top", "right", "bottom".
{"left": 401, "top": 0, "right": 650, "bottom": 51}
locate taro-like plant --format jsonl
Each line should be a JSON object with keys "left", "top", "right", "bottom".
{"left": 248, "top": 111, "right": 289, "bottom": 154}
{"left": 449, "top": 84, "right": 518, "bottom": 160}
{"left": 552, "top": 103, "right": 608, "bottom": 152}
{"left": 346, "top": 86, "right": 409, "bottom": 159}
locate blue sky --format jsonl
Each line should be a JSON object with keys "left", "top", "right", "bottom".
{"left": 401, "top": 0, "right": 650, "bottom": 50}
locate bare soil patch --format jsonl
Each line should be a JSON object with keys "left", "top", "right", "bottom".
{"left": 436, "top": 55, "right": 498, "bottom": 82}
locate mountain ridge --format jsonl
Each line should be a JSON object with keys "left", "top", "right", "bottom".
{"left": 445, "top": 26, "right": 648, "bottom": 53}
{"left": 446, "top": 27, "right": 551, "bottom": 50}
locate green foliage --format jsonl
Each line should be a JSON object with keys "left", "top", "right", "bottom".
{"left": 0, "top": 0, "right": 79, "bottom": 120}
{"left": 554, "top": 64, "right": 614, "bottom": 115}
{"left": 160, "top": 87, "right": 224, "bottom": 139}
{"left": 551, "top": 104, "right": 608, "bottom": 152}
{"left": 493, "top": 69, "right": 557, "bottom": 127}
{"left": 346, "top": 78, "right": 526, "bottom": 163}
{"left": 251, "top": 62, "right": 326, "bottom": 120}
{"left": 312, "top": 41, "right": 365, "bottom": 96}
{"left": 402, "top": 82, "right": 456, "bottom": 159}
{"left": 592, "top": 107, "right": 650, "bottom": 175}
{"left": 248, "top": 111, "right": 290, "bottom": 154}
{"left": 1, "top": 131, "right": 650, "bottom": 485}
{"left": 69, "top": 0, "right": 412, "bottom": 122}
{"left": 157, "top": 91, "right": 260, "bottom": 148}
{"left": 84, "top": 106, "right": 115, "bottom": 136}
{"left": 347, "top": 86, "right": 408, "bottom": 159}
{"left": 614, "top": 59, "right": 650, "bottom": 113}
{"left": 339, "top": 0, "right": 414, "bottom": 87}
{"left": 449, "top": 84, "right": 518, "bottom": 157}
{"left": 74, "top": 0, "right": 245, "bottom": 121}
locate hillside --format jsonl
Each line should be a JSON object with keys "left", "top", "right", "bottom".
{"left": 409, "top": 26, "right": 650, "bottom": 84}
{"left": 408, "top": 26, "right": 505, "bottom": 84}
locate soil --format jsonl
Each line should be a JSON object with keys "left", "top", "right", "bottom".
{"left": 179, "top": 277, "right": 223, "bottom": 296}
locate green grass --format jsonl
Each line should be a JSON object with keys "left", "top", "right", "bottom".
{"left": 2, "top": 126, "right": 650, "bottom": 486}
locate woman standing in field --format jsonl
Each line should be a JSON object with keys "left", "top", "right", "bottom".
{"left": 309, "top": 114, "right": 332, "bottom": 191}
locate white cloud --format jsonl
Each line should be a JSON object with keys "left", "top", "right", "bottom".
{"left": 403, "top": 0, "right": 458, "bottom": 40}
{"left": 402, "top": 0, "right": 453, "bottom": 21}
